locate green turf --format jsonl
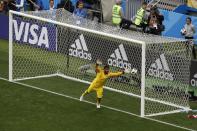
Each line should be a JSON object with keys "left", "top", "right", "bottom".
{"left": 0, "top": 39, "right": 197, "bottom": 131}
{"left": 0, "top": 79, "right": 191, "bottom": 131}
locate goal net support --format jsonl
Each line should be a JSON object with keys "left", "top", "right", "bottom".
{"left": 9, "top": 9, "right": 191, "bottom": 117}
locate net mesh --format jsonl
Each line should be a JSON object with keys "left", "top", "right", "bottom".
{"left": 12, "top": 15, "right": 58, "bottom": 79}
{"left": 11, "top": 9, "right": 191, "bottom": 116}
{"left": 23, "top": 9, "right": 185, "bottom": 44}
{"left": 145, "top": 42, "right": 191, "bottom": 115}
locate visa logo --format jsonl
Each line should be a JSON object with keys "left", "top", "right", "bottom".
{"left": 13, "top": 20, "right": 49, "bottom": 48}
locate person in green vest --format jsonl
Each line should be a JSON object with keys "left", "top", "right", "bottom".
{"left": 134, "top": 2, "right": 148, "bottom": 32}
{"left": 112, "top": 0, "right": 124, "bottom": 26}
{"left": 112, "top": 0, "right": 133, "bottom": 29}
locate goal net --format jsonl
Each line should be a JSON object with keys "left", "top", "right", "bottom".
{"left": 9, "top": 9, "right": 191, "bottom": 117}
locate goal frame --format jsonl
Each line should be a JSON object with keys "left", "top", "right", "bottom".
{"left": 9, "top": 10, "right": 190, "bottom": 117}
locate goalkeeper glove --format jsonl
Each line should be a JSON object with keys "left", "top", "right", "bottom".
{"left": 96, "top": 59, "right": 102, "bottom": 65}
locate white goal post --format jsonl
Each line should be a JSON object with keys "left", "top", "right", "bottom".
{"left": 9, "top": 9, "right": 191, "bottom": 117}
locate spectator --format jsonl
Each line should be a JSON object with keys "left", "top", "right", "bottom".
{"left": 147, "top": 12, "right": 159, "bottom": 35}
{"left": 112, "top": 0, "right": 123, "bottom": 26}
{"left": 0, "top": 1, "right": 7, "bottom": 15}
{"left": 181, "top": 17, "right": 196, "bottom": 39}
{"left": 73, "top": 1, "right": 88, "bottom": 18}
{"left": 152, "top": 6, "right": 164, "bottom": 26}
{"left": 112, "top": 0, "right": 132, "bottom": 29}
{"left": 147, "top": 6, "right": 164, "bottom": 35}
{"left": 134, "top": 2, "right": 148, "bottom": 32}
{"left": 71, "top": 0, "right": 93, "bottom": 8}
{"left": 181, "top": 17, "right": 196, "bottom": 59}
{"left": 57, "top": 0, "right": 74, "bottom": 13}
{"left": 152, "top": 6, "right": 164, "bottom": 34}
{"left": 49, "top": 0, "right": 55, "bottom": 10}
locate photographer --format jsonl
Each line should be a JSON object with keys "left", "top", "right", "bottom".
{"left": 181, "top": 17, "right": 196, "bottom": 59}
{"left": 147, "top": 6, "right": 164, "bottom": 35}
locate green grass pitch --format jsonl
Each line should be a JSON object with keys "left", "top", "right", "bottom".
{"left": 0, "top": 39, "right": 197, "bottom": 131}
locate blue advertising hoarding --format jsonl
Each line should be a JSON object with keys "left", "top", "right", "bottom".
{"left": 0, "top": 14, "right": 9, "bottom": 39}
{"left": 160, "top": 9, "right": 197, "bottom": 44}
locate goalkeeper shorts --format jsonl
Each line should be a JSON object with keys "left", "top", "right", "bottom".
{"left": 87, "top": 84, "right": 103, "bottom": 98}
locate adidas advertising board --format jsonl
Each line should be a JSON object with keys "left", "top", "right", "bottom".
{"left": 69, "top": 34, "right": 92, "bottom": 60}
{"left": 191, "top": 74, "right": 197, "bottom": 87}
{"left": 190, "top": 60, "right": 197, "bottom": 87}
{"left": 148, "top": 54, "right": 174, "bottom": 81}
{"left": 13, "top": 18, "right": 56, "bottom": 51}
{"left": 58, "top": 29, "right": 141, "bottom": 70}
{"left": 107, "top": 44, "right": 132, "bottom": 69}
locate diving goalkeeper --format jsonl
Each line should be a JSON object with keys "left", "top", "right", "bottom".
{"left": 79, "top": 59, "right": 124, "bottom": 108}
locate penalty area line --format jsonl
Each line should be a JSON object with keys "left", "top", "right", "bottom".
{"left": 0, "top": 77, "right": 195, "bottom": 131}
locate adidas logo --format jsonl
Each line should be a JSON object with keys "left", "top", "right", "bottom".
{"left": 69, "top": 34, "right": 92, "bottom": 60}
{"left": 191, "top": 73, "right": 197, "bottom": 87}
{"left": 107, "top": 44, "right": 131, "bottom": 69}
{"left": 148, "top": 53, "right": 174, "bottom": 81}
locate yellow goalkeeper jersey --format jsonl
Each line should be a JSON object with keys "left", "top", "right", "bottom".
{"left": 91, "top": 67, "right": 123, "bottom": 88}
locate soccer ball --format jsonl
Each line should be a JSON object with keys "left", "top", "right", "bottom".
{"left": 124, "top": 68, "right": 138, "bottom": 74}
{"left": 131, "top": 68, "right": 138, "bottom": 74}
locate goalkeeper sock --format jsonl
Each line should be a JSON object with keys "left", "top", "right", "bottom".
{"left": 96, "top": 98, "right": 101, "bottom": 108}
{"left": 80, "top": 90, "right": 89, "bottom": 101}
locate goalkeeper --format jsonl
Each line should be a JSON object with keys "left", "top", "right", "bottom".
{"left": 79, "top": 59, "right": 124, "bottom": 108}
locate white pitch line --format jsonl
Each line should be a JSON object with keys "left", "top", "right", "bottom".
{"left": 0, "top": 77, "right": 195, "bottom": 131}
